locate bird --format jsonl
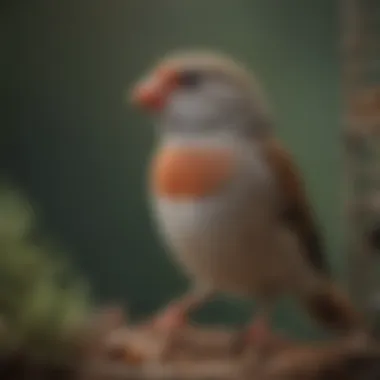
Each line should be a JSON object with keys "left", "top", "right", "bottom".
{"left": 130, "top": 50, "right": 365, "bottom": 357}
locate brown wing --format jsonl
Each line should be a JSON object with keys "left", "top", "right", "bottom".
{"left": 262, "top": 138, "right": 330, "bottom": 276}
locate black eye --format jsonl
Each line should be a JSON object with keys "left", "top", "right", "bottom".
{"left": 179, "top": 70, "right": 201, "bottom": 88}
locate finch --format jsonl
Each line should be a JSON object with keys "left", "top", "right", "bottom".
{"left": 130, "top": 50, "right": 365, "bottom": 357}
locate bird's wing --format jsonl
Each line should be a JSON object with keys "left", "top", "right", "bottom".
{"left": 262, "top": 138, "right": 330, "bottom": 276}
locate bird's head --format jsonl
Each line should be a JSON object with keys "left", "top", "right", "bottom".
{"left": 130, "top": 50, "right": 272, "bottom": 139}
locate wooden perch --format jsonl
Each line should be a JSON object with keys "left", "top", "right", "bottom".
{"left": 84, "top": 323, "right": 380, "bottom": 380}
{"left": 1, "top": 308, "right": 379, "bottom": 380}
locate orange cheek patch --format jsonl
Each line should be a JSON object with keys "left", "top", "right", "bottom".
{"left": 150, "top": 147, "right": 235, "bottom": 199}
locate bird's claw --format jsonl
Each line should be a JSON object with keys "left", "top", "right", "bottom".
{"left": 147, "top": 303, "right": 188, "bottom": 362}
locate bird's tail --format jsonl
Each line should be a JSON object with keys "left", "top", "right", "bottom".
{"left": 300, "top": 279, "right": 365, "bottom": 333}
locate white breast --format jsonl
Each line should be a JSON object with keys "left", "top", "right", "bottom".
{"left": 149, "top": 137, "right": 280, "bottom": 295}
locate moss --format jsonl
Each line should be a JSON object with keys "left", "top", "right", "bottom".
{"left": 0, "top": 183, "right": 93, "bottom": 371}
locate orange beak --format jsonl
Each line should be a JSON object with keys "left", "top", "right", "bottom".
{"left": 131, "top": 67, "right": 179, "bottom": 111}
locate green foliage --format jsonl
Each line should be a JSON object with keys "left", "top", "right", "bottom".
{"left": 0, "top": 183, "right": 92, "bottom": 363}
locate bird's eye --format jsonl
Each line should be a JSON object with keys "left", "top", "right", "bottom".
{"left": 179, "top": 70, "right": 201, "bottom": 88}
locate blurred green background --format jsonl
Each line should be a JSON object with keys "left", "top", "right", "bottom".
{"left": 1, "top": 0, "right": 341, "bottom": 339}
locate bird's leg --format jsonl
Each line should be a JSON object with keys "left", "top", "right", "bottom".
{"left": 245, "top": 313, "right": 273, "bottom": 345}
{"left": 231, "top": 302, "right": 275, "bottom": 355}
{"left": 150, "top": 287, "right": 214, "bottom": 330}
{"left": 148, "top": 287, "right": 215, "bottom": 361}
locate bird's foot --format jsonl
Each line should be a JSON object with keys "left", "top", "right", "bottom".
{"left": 246, "top": 317, "right": 273, "bottom": 344}
{"left": 231, "top": 317, "right": 274, "bottom": 356}
{"left": 148, "top": 303, "right": 188, "bottom": 361}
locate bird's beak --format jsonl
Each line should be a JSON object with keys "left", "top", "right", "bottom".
{"left": 130, "top": 67, "right": 179, "bottom": 112}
